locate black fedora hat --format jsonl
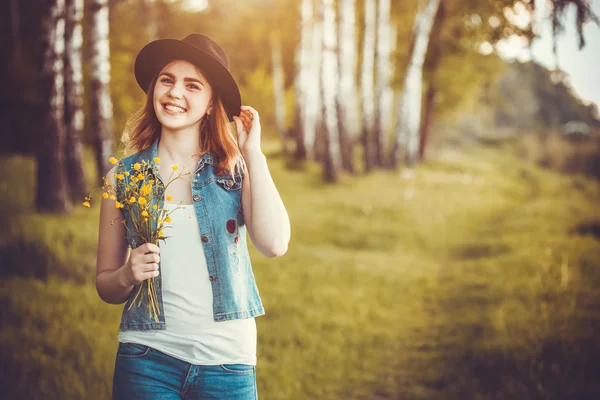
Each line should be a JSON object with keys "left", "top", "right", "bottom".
{"left": 134, "top": 33, "right": 241, "bottom": 120}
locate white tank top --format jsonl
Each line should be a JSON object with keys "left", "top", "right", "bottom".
{"left": 118, "top": 203, "right": 257, "bottom": 365}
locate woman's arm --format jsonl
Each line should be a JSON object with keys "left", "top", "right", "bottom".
{"left": 241, "top": 150, "right": 290, "bottom": 257}
{"left": 235, "top": 105, "right": 291, "bottom": 258}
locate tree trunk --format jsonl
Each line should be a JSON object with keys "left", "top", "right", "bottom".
{"left": 361, "top": 0, "right": 376, "bottom": 173}
{"left": 337, "top": 0, "right": 357, "bottom": 173}
{"left": 36, "top": 0, "right": 71, "bottom": 212}
{"left": 304, "top": 2, "right": 324, "bottom": 161}
{"left": 64, "top": 0, "right": 87, "bottom": 201}
{"left": 89, "top": 0, "right": 114, "bottom": 183}
{"left": 143, "top": 0, "right": 158, "bottom": 41}
{"left": 419, "top": 84, "right": 436, "bottom": 160}
{"left": 271, "top": 33, "right": 288, "bottom": 155}
{"left": 9, "top": 0, "right": 23, "bottom": 72}
{"left": 391, "top": 0, "right": 441, "bottom": 168}
{"left": 321, "top": 0, "right": 341, "bottom": 182}
{"left": 293, "top": 0, "right": 312, "bottom": 161}
{"left": 418, "top": 0, "right": 445, "bottom": 161}
{"left": 374, "top": 0, "right": 391, "bottom": 167}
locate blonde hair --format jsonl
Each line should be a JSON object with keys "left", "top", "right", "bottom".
{"left": 121, "top": 65, "right": 244, "bottom": 177}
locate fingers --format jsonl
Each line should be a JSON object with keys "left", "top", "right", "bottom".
{"left": 233, "top": 116, "right": 244, "bottom": 133}
{"left": 138, "top": 242, "right": 160, "bottom": 254}
{"left": 236, "top": 113, "right": 252, "bottom": 133}
{"left": 241, "top": 105, "right": 259, "bottom": 120}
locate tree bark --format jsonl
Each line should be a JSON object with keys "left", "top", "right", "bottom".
{"left": 374, "top": 0, "right": 391, "bottom": 167}
{"left": 271, "top": 33, "right": 288, "bottom": 155}
{"left": 418, "top": 0, "right": 445, "bottom": 161}
{"left": 419, "top": 84, "right": 436, "bottom": 160}
{"left": 64, "top": 0, "right": 88, "bottom": 201}
{"left": 36, "top": 0, "right": 71, "bottom": 212}
{"left": 321, "top": 0, "right": 341, "bottom": 182}
{"left": 361, "top": 0, "right": 376, "bottom": 172}
{"left": 337, "top": 0, "right": 357, "bottom": 173}
{"left": 293, "top": 0, "right": 312, "bottom": 161}
{"left": 304, "top": 2, "right": 324, "bottom": 161}
{"left": 89, "top": 0, "right": 114, "bottom": 183}
{"left": 391, "top": 0, "right": 441, "bottom": 168}
{"left": 9, "top": 0, "right": 23, "bottom": 72}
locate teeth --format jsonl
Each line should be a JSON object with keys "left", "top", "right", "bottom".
{"left": 165, "top": 104, "right": 185, "bottom": 113}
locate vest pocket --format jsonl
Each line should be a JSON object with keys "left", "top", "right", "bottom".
{"left": 215, "top": 176, "right": 242, "bottom": 191}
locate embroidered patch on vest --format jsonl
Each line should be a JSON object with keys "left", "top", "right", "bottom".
{"left": 226, "top": 219, "right": 237, "bottom": 234}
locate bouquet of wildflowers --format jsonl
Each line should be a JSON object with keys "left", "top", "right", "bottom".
{"left": 84, "top": 156, "right": 189, "bottom": 322}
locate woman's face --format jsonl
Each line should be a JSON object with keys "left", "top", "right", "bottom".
{"left": 153, "top": 59, "right": 213, "bottom": 133}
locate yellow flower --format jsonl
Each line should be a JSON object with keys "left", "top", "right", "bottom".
{"left": 129, "top": 196, "right": 136, "bottom": 204}
{"left": 158, "top": 219, "right": 164, "bottom": 224}
{"left": 137, "top": 173, "right": 144, "bottom": 181}
{"left": 153, "top": 157, "right": 160, "bottom": 163}
{"left": 165, "top": 216, "right": 172, "bottom": 223}
{"left": 109, "top": 194, "right": 116, "bottom": 200}
{"left": 82, "top": 201, "right": 91, "bottom": 207}
{"left": 149, "top": 179, "right": 155, "bottom": 184}
{"left": 124, "top": 171, "right": 130, "bottom": 177}
{"left": 115, "top": 201, "right": 124, "bottom": 209}
{"left": 141, "top": 210, "right": 149, "bottom": 217}
{"left": 134, "top": 163, "right": 141, "bottom": 171}
{"left": 158, "top": 230, "right": 164, "bottom": 237}
{"left": 109, "top": 157, "right": 118, "bottom": 165}
{"left": 171, "top": 165, "right": 179, "bottom": 171}
{"left": 117, "top": 174, "right": 124, "bottom": 180}
{"left": 140, "top": 184, "right": 151, "bottom": 196}
{"left": 138, "top": 197, "right": 147, "bottom": 205}
{"left": 144, "top": 217, "right": 148, "bottom": 222}
{"left": 102, "top": 193, "right": 109, "bottom": 199}
{"left": 166, "top": 195, "right": 173, "bottom": 201}
{"left": 153, "top": 205, "right": 158, "bottom": 210}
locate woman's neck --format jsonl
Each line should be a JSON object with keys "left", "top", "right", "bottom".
{"left": 157, "top": 129, "right": 205, "bottom": 163}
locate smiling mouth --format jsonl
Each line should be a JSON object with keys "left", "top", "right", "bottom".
{"left": 163, "top": 103, "right": 186, "bottom": 113}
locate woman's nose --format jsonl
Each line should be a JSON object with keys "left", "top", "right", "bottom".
{"left": 168, "top": 84, "right": 183, "bottom": 99}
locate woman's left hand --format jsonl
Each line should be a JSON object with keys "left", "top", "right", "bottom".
{"left": 233, "top": 105, "right": 262, "bottom": 156}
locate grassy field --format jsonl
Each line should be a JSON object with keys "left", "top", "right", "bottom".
{"left": 1, "top": 142, "right": 599, "bottom": 399}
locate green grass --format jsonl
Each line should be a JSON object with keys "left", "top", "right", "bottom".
{"left": 1, "top": 143, "right": 600, "bottom": 399}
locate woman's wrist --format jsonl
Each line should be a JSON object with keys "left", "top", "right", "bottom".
{"left": 242, "top": 149, "right": 266, "bottom": 165}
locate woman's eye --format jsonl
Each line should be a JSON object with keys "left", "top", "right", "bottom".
{"left": 160, "top": 77, "right": 173, "bottom": 84}
{"left": 187, "top": 84, "right": 200, "bottom": 90}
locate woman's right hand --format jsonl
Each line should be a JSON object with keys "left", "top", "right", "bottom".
{"left": 119, "top": 243, "right": 160, "bottom": 287}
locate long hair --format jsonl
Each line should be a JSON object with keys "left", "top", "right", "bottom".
{"left": 121, "top": 68, "right": 244, "bottom": 177}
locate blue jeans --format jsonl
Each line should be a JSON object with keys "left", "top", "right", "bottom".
{"left": 112, "top": 342, "right": 258, "bottom": 400}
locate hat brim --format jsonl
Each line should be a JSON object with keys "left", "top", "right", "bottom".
{"left": 134, "top": 39, "right": 241, "bottom": 121}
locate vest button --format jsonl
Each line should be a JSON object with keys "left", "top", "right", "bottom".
{"left": 193, "top": 194, "right": 202, "bottom": 202}
{"left": 201, "top": 235, "right": 209, "bottom": 242}
{"left": 209, "top": 275, "right": 216, "bottom": 281}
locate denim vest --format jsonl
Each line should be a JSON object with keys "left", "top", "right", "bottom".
{"left": 115, "top": 137, "right": 265, "bottom": 331}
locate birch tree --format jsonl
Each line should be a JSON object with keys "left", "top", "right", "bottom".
{"left": 37, "top": 0, "right": 70, "bottom": 212}
{"left": 271, "top": 33, "right": 288, "bottom": 154}
{"left": 361, "top": 0, "right": 376, "bottom": 172}
{"left": 320, "top": 0, "right": 341, "bottom": 182}
{"left": 337, "top": 0, "right": 357, "bottom": 173}
{"left": 374, "top": 0, "right": 391, "bottom": 167}
{"left": 89, "top": 0, "right": 114, "bottom": 182}
{"left": 294, "top": 0, "right": 312, "bottom": 160}
{"left": 64, "top": 0, "right": 87, "bottom": 200}
{"left": 391, "top": 0, "right": 441, "bottom": 168}
{"left": 304, "top": 2, "right": 324, "bottom": 161}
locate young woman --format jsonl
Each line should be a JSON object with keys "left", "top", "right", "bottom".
{"left": 95, "top": 33, "right": 290, "bottom": 400}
